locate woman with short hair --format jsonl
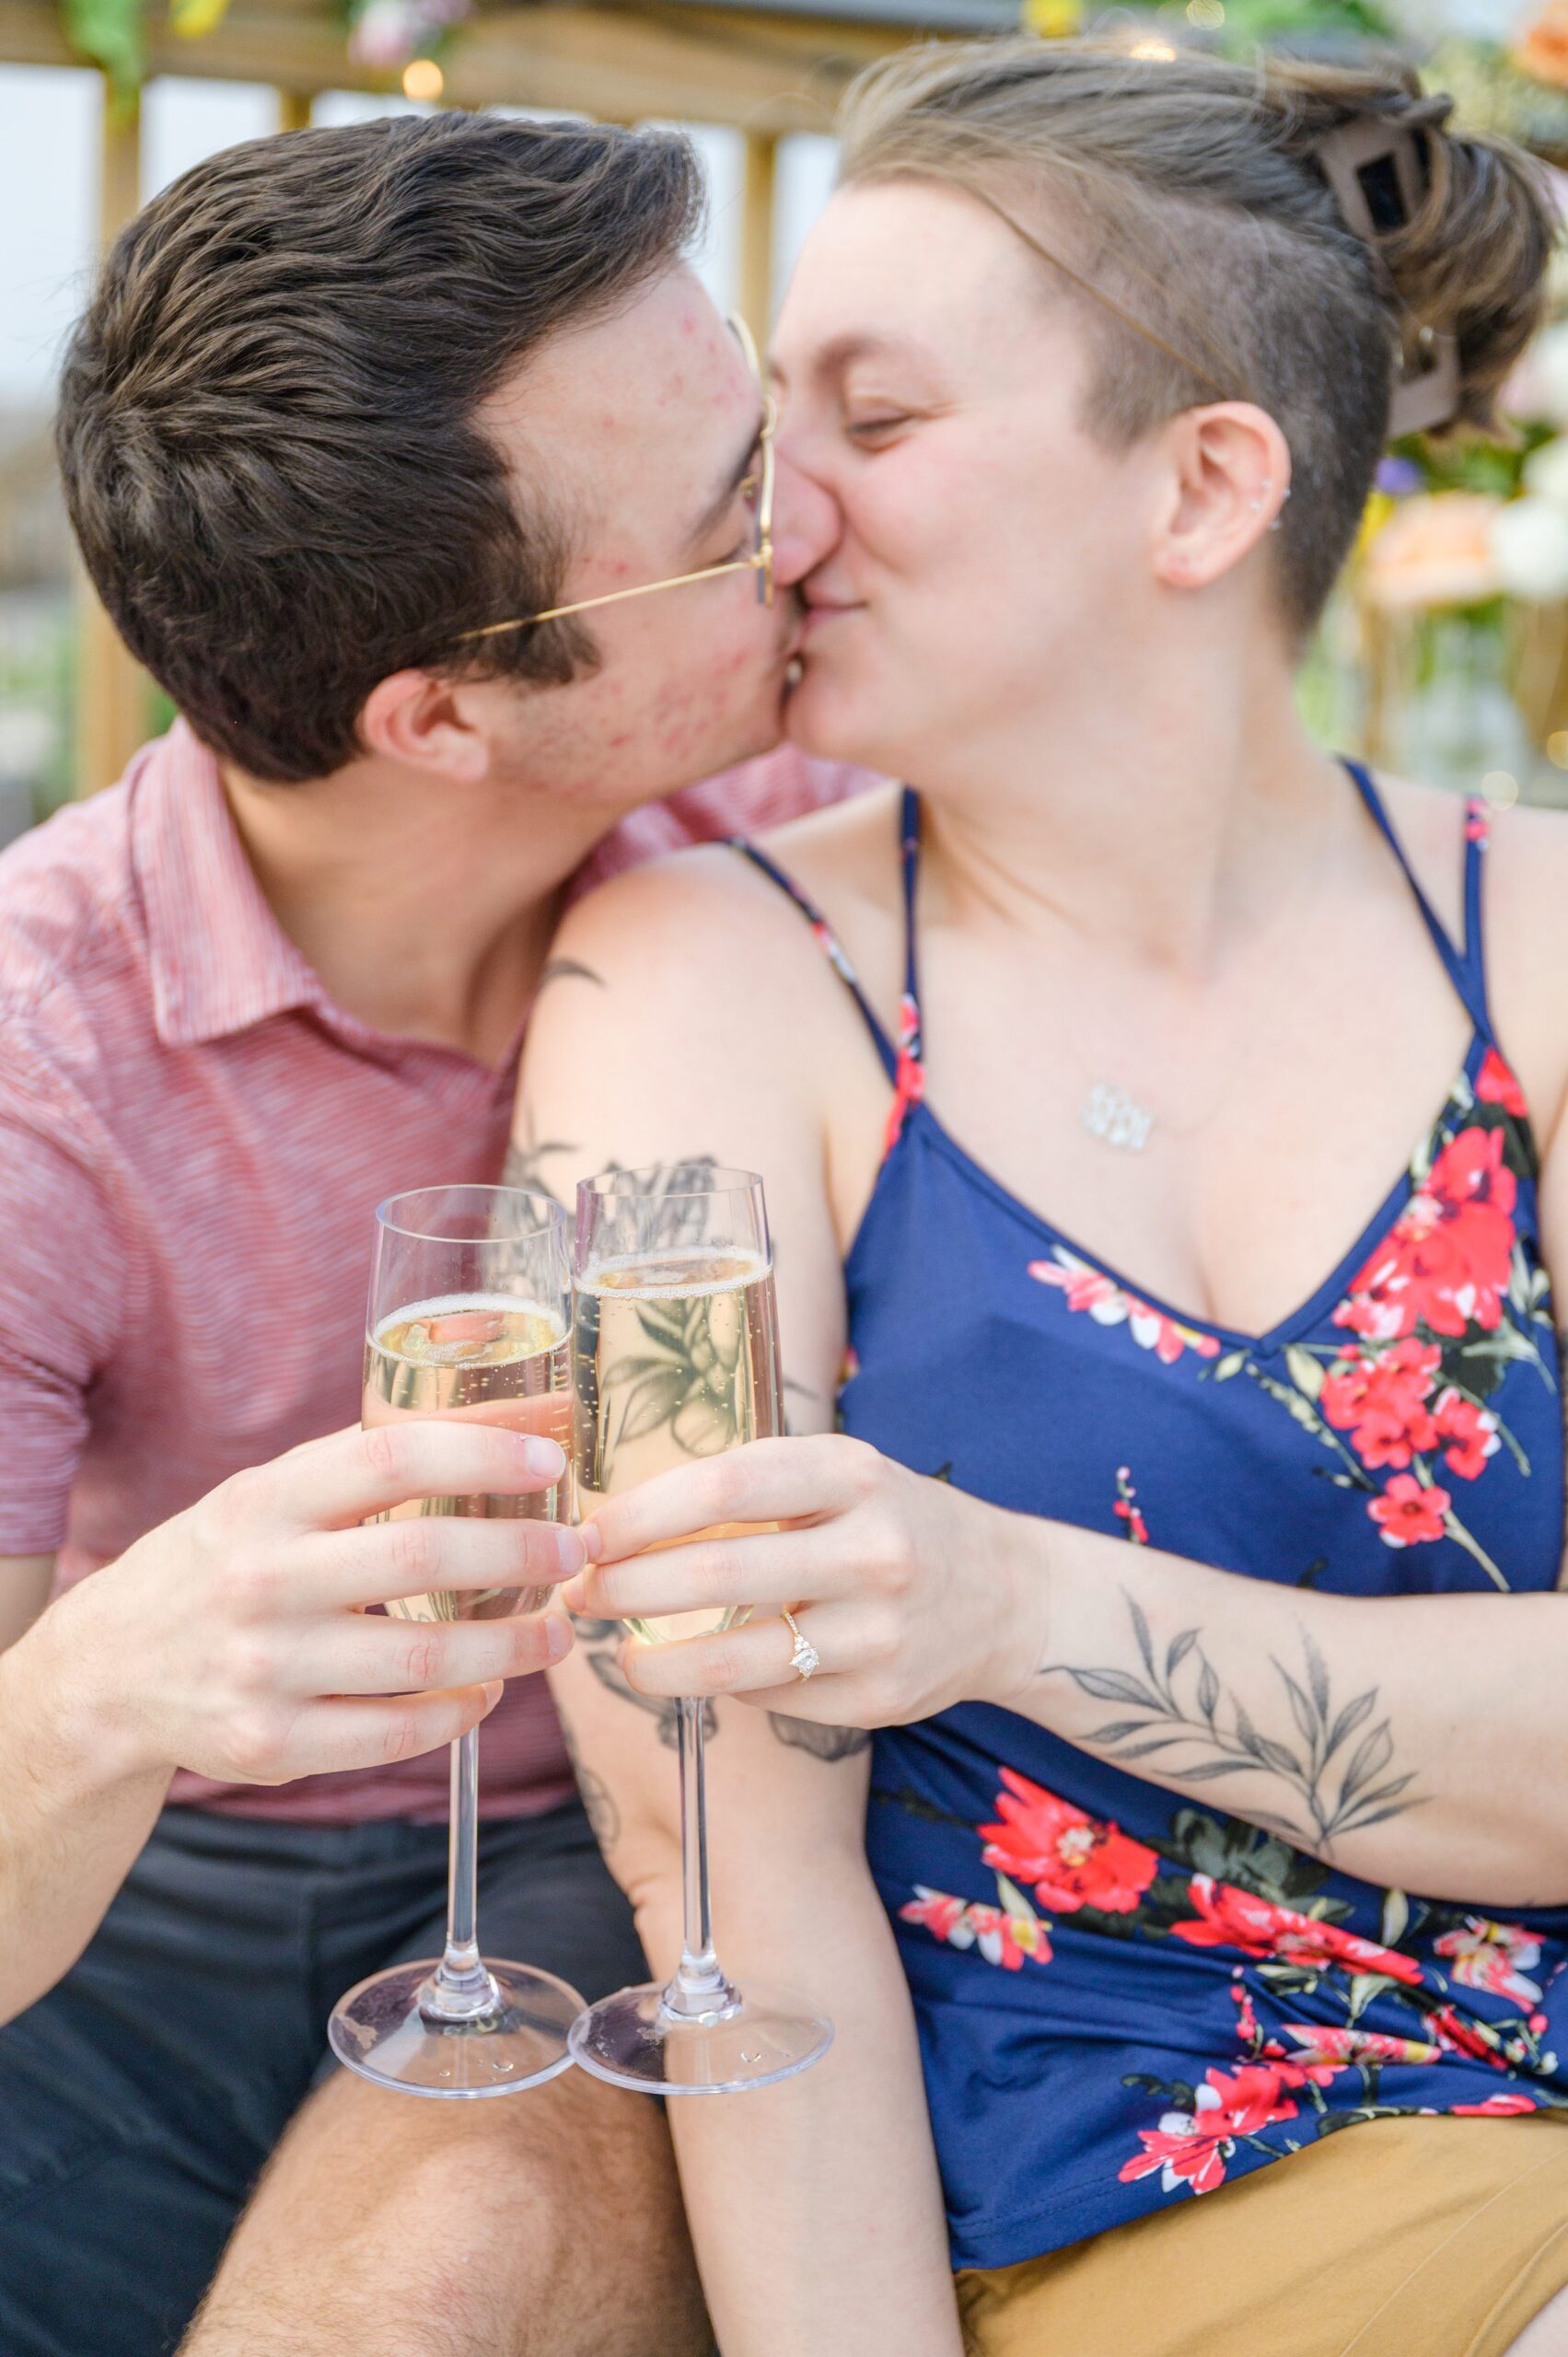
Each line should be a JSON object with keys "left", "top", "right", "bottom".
{"left": 524, "top": 40, "right": 1568, "bottom": 2354}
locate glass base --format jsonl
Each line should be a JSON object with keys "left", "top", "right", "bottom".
{"left": 328, "top": 1957, "right": 583, "bottom": 2099}
{"left": 568, "top": 1980, "right": 833, "bottom": 2095}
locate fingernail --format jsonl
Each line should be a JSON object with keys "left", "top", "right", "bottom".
{"left": 547, "top": 1615, "right": 573, "bottom": 1661}
{"left": 554, "top": 1526, "right": 587, "bottom": 1575}
{"left": 482, "top": 1680, "right": 505, "bottom": 1710}
{"left": 523, "top": 1436, "right": 566, "bottom": 1479}
{"left": 580, "top": 1522, "right": 604, "bottom": 1562}
{"left": 560, "top": 1575, "right": 587, "bottom": 1614}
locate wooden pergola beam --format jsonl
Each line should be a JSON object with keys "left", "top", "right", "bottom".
{"left": 75, "top": 95, "right": 152, "bottom": 796}
{"left": 0, "top": 2, "right": 911, "bottom": 130}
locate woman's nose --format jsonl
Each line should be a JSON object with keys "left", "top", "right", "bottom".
{"left": 771, "top": 451, "right": 842, "bottom": 593}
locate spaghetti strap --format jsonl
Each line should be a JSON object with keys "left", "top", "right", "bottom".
{"left": 1343, "top": 759, "right": 1492, "bottom": 1035}
{"left": 731, "top": 796, "right": 929, "bottom": 1159}
{"left": 728, "top": 838, "right": 900, "bottom": 1083}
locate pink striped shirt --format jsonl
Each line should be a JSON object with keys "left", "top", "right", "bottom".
{"left": 0, "top": 721, "right": 867, "bottom": 1822}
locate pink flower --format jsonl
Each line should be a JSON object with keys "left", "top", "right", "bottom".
{"left": 1171, "top": 1875, "right": 1424, "bottom": 1984}
{"left": 1368, "top": 1472, "right": 1451, "bottom": 1548}
{"left": 1278, "top": 2023, "right": 1441, "bottom": 2070}
{"left": 1433, "top": 1917, "right": 1543, "bottom": 2006}
{"left": 1475, "top": 1048, "right": 1527, "bottom": 1118}
{"left": 1319, "top": 1340, "right": 1442, "bottom": 1470}
{"left": 1119, "top": 2063, "right": 1297, "bottom": 2198}
{"left": 981, "top": 1770, "right": 1160, "bottom": 1917}
{"left": 1113, "top": 1466, "right": 1150, "bottom": 1545}
{"left": 1452, "top": 2093, "right": 1538, "bottom": 2115}
{"left": 898, "top": 1886, "right": 1051, "bottom": 1972}
{"left": 1028, "top": 1249, "right": 1221, "bottom": 1363}
{"left": 1334, "top": 1128, "right": 1516, "bottom": 1342}
{"left": 882, "top": 995, "right": 926, "bottom": 1158}
{"left": 1431, "top": 1389, "right": 1501, "bottom": 1482}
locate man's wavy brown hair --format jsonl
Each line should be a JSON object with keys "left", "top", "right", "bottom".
{"left": 58, "top": 112, "right": 703, "bottom": 782}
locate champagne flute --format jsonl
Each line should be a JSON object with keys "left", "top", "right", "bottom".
{"left": 566, "top": 1165, "right": 833, "bottom": 2094}
{"left": 327, "top": 1185, "right": 583, "bottom": 2097}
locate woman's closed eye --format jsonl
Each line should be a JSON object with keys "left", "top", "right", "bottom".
{"left": 845, "top": 412, "right": 912, "bottom": 445}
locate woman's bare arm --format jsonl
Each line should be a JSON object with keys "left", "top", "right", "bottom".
{"left": 518, "top": 852, "right": 960, "bottom": 2357}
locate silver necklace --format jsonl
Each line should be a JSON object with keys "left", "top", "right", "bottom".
{"left": 1080, "top": 1080, "right": 1156, "bottom": 1154}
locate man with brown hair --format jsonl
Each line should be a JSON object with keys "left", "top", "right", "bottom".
{"left": 0, "top": 110, "right": 854, "bottom": 2354}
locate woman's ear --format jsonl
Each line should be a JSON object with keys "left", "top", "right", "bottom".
{"left": 1152, "top": 402, "right": 1292, "bottom": 592}
{"left": 358, "top": 669, "right": 492, "bottom": 782}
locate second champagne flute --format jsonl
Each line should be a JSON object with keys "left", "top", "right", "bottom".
{"left": 328, "top": 1184, "right": 583, "bottom": 2097}
{"left": 567, "top": 1165, "right": 832, "bottom": 2094}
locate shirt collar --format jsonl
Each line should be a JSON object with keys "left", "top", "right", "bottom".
{"left": 133, "top": 719, "right": 328, "bottom": 1048}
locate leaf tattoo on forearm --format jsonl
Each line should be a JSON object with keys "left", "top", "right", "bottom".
{"left": 583, "top": 1633, "right": 718, "bottom": 1746}
{"left": 1040, "top": 1591, "right": 1423, "bottom": 1854}
{"left": 768, "top": 1715, "right": 870, "bottom": 1760}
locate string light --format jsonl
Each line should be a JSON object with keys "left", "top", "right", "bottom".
{"left": 1129, "top": 38, "right": 1179, "bottom": 61}
{"left": 1481, "top": 771, "right": 1520, "bottom": 810}
{"left": 402, "top": 57, "right": 444, "bottom": 101}
{"left": 1548, "top": 731, "right": 1568, "bottom": 770}
{"left": 1186, "top": 0, "right": 1225, "bottom": 25}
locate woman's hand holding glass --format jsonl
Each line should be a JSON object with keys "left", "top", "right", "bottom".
{"left": 564, "top": 1434, "right": 1050, "bottom": 1729}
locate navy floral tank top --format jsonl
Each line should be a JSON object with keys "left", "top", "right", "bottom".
{"left": 735, "top": 765, "right": 1566, "bottom": 2273}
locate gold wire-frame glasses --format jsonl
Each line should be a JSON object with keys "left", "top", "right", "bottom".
{"left": 459, "top": 314, "right": 776, "bottom": 645}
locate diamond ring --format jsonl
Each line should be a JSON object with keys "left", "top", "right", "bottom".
{"left": 781, "top": 1607, "right": 820, "bottom": 1682}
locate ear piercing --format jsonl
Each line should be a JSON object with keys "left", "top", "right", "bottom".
{"left": 1250, "top": 482, "right": 1293, "bottom": 530}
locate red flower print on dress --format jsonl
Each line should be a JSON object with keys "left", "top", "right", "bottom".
{"left": 1118, "top": 2064, "right": 1297, "bottom": 2198}
{"left": 1278, "top": 2023, "right": 1442, "bottom": 2071}
{"left": 1334, "top": 1127, "right": 1517, "bottom": 1342}
{"left": 1170, "top": 1875, "right": 1424, "bottom": 1984}
{"left": 1433, "top": 1917, "right": 1543, "bottom": 2006}
{"left": 1475, "top": 1048, "right": 1527, "bottom": 1119}
{"left": 1425, "top": 2003, "right": 1526, "bottom": 2071}
{"left": 980, "top": 1770, "right": 1160, "bottom": 1916}
{"left": 1319, "top": 1340, "right": 1441, "bottom": 1469}
{"left": 1113, "top": 1466, "right": 1150, "bottom": 1545}
{"left": 882, "top": 992, "right": 925, "bottom": 1159}
{"left": 1028, "top": 1248, "right": 1222, "bottom": 1365}
{"left": 900, "top": 1886, "right": 1051, "bottom": 1972}
{"left": 1367, "top": 1473, "right": 1451, "bottom": 1548}
{"left": 1452, "top": 2093, "right": 1538, "bottom": 2115}
{"left": 1430, "top": 1388, "right": 1501, "bottom": 1481}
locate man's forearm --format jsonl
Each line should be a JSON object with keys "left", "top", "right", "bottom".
{"left": 0, "top": 1582, "right": 170, "bottom": 2023}
{"left": 994, "top": 1513, "right": 1568, "bottom": 1909}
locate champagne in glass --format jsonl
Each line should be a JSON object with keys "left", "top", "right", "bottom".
{"left": 328, "top": 1188, "right": 583, "bottom": 2099}
{"left": 566, "top": 1167, "right": 832, "bottom": 2096}
{"left": 573, "top": 1248, "right": 780, "bottom": 1644}
{"left": 366, "top": 1295, "right": 570, "bottom": 1624}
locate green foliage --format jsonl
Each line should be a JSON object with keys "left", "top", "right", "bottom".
{"left": 61, "top": 0, "right": 143, "bottom": 108}
{"left": 1199, "top": 0, "right": 1398, "bottom": 45}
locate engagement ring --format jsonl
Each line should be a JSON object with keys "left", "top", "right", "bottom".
{"left": 781, "top": 1608, "right": 820, "bottom": 1682}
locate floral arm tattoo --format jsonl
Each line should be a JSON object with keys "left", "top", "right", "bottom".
{"left": 540, "top": 1123, "right": 865, "bottom": 1762}
{"left": 1040, "top": 1590, "right": 1423, "bottom": 1856}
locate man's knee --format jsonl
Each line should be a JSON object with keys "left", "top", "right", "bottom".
{"left": 184, "top": 2062, "right": 707, "bottom": 2357}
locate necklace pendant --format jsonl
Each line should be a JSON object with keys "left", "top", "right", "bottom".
{"left": 1081, "top": 1082, "right": 1154, "bottom": 1153}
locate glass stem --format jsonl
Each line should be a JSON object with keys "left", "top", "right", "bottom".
{"left": 422, "top": 1729, "right": 499, "bottom": 2022}
{"left": 663, "top": 1696, "right": 740, "bottom": 2021}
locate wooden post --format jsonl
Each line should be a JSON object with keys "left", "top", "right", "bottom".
{"left": 75, "top": 89, "right": 150, "bottom": 795}
{"left": 277, "top": 88, "right": 312, "bottom": 134}
{"left": 738, "top": 131, "right": 778, "bottom": 335}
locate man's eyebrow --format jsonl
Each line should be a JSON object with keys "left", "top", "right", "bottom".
{"left": 686, "top": 406, "right": 766, "bottom": 552}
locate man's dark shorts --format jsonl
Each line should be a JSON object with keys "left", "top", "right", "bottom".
{"left": 0, "top": 1798, "right": 645, "bottom": 2357}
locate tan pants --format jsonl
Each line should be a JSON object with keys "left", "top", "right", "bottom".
{"left": 957, "top": 2114, "right": 1568, "bottom": 2357}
